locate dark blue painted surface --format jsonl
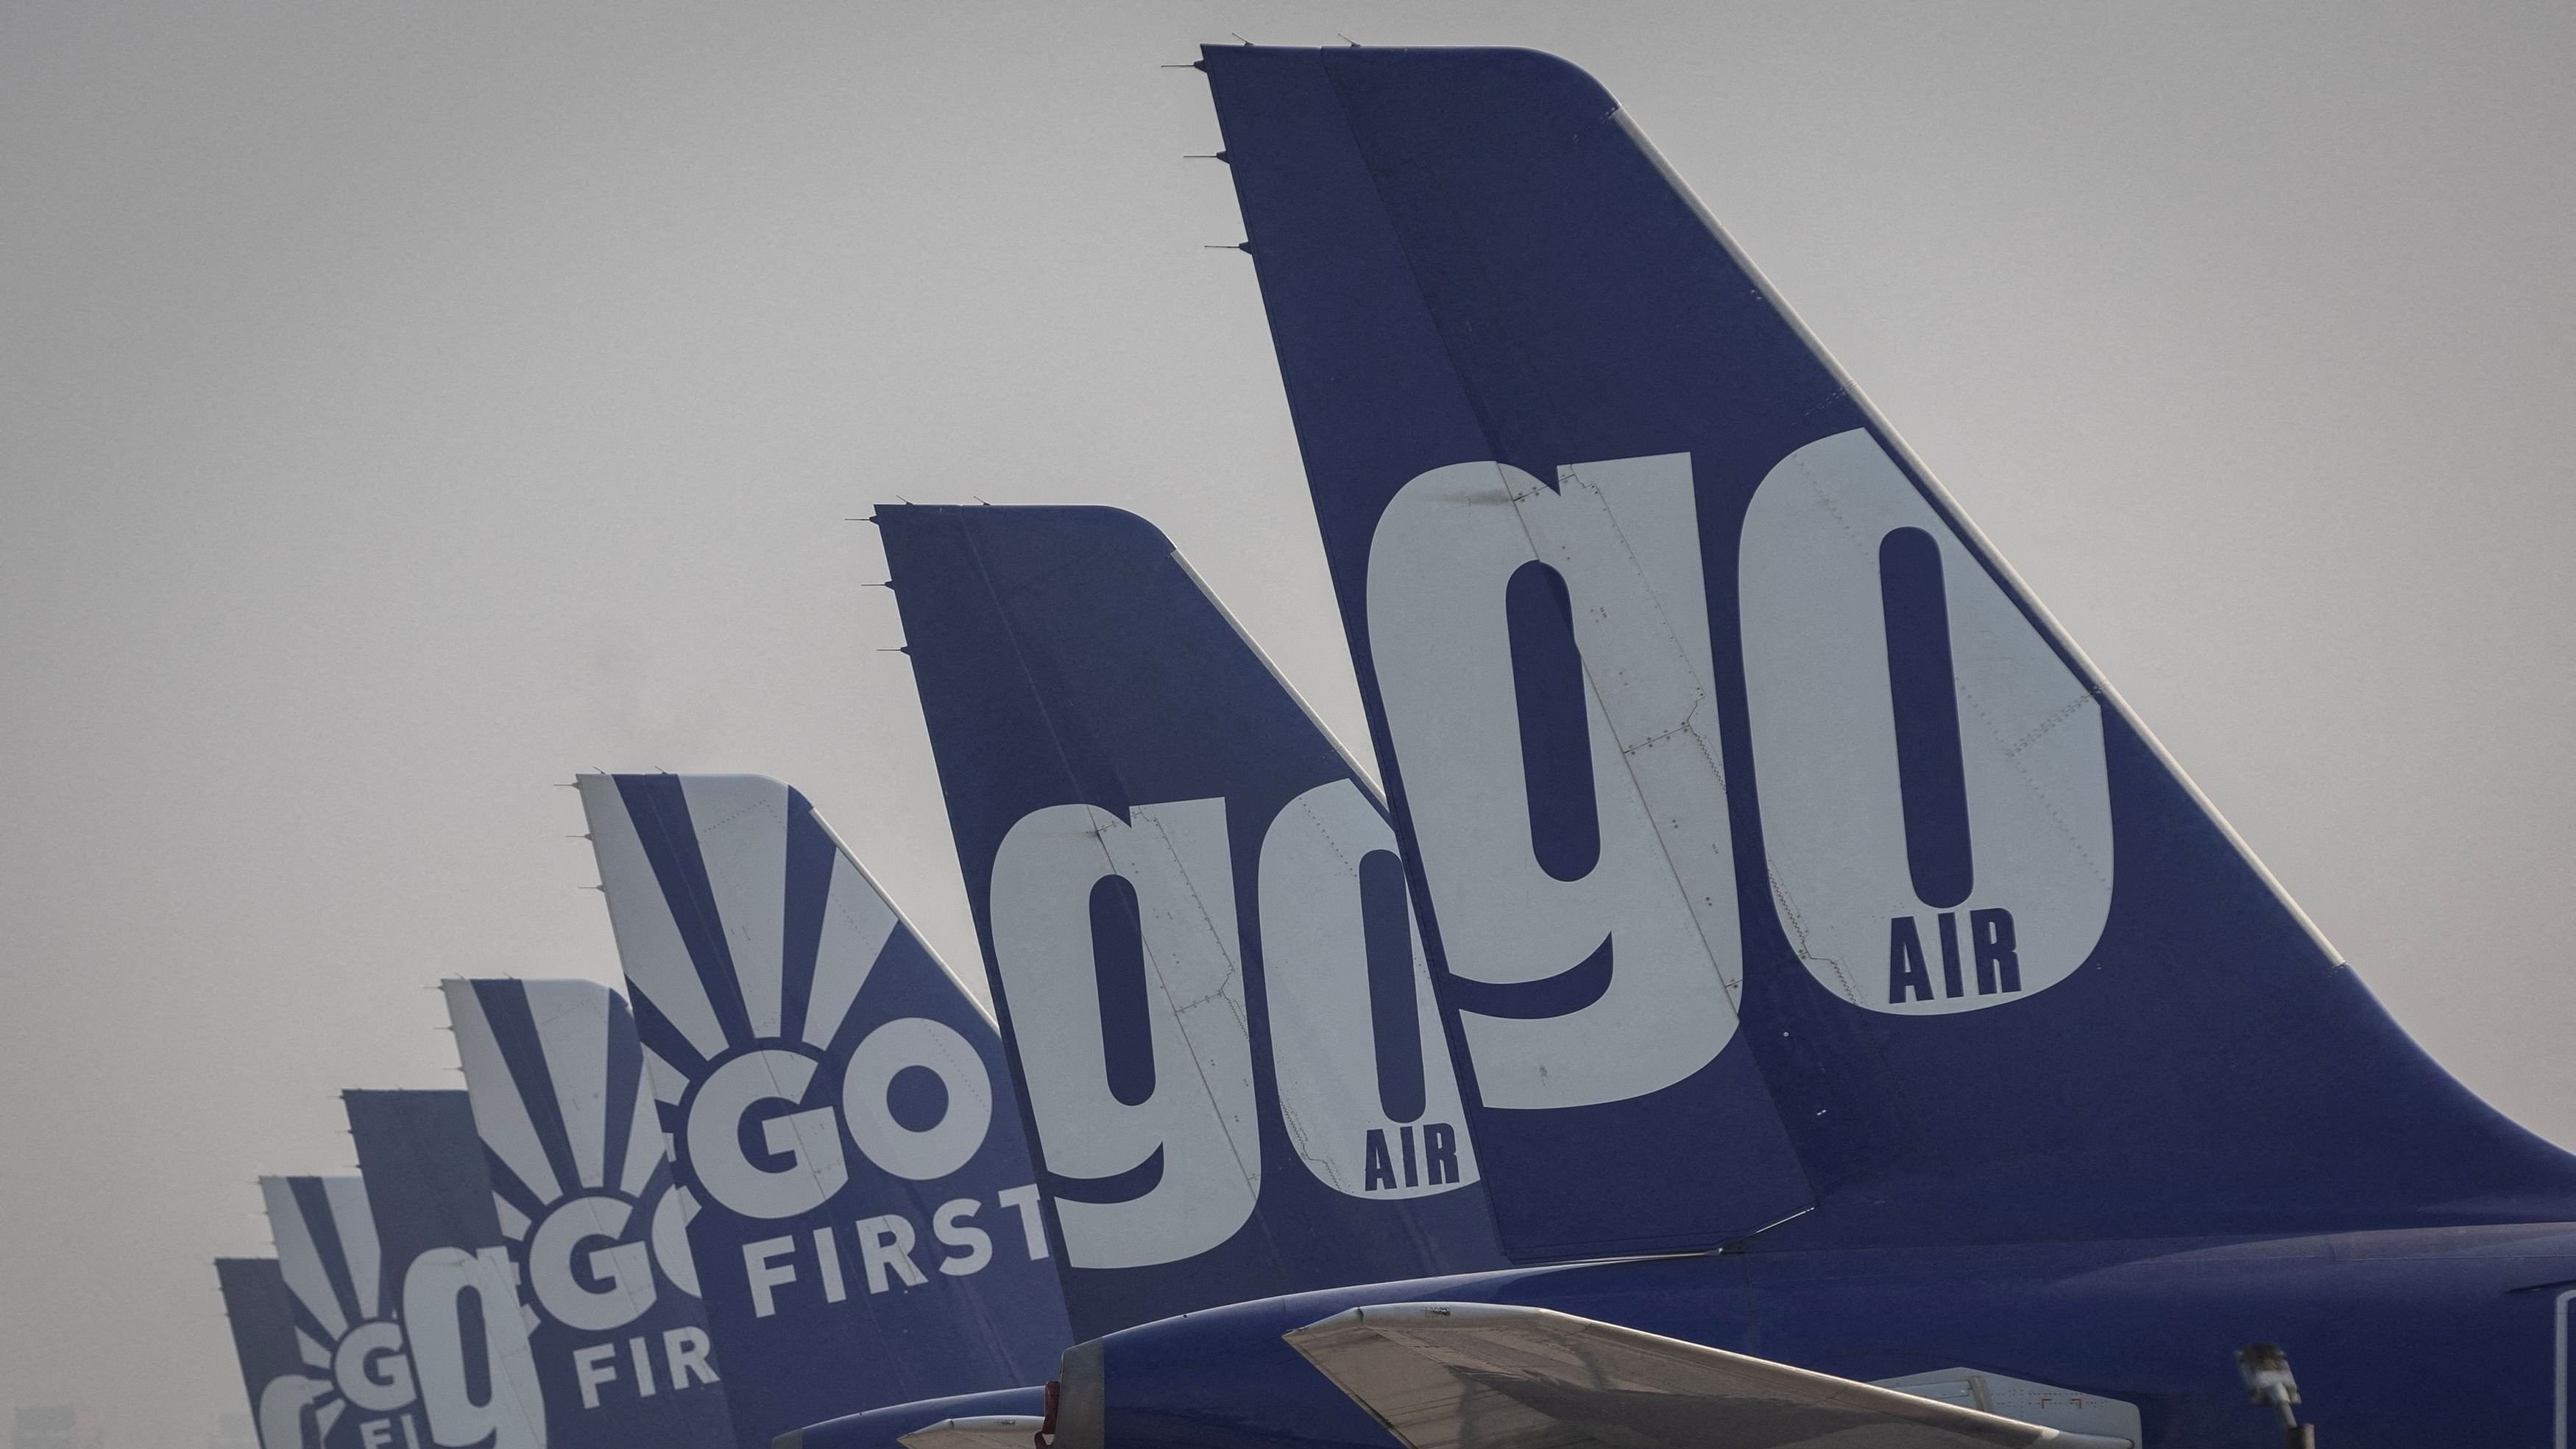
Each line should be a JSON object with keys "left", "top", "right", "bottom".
{"left": 216, "top": 1258, "right": 318, "bottom": 1449}
{"left": 346, "top": 1091, "right": 503, "bottom": 1272}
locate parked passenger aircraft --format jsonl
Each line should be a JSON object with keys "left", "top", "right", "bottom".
{"left": 867, "top": 44, "right": 2576, "bottom": 1449}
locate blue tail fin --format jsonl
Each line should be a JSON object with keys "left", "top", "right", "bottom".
{"left": 343, "top": 1090, "right": 542, "bottom": 1449}
{"left": 441, "top": 979, "right": 737, "bottom": 1449}
{"left": 259, "top": 1175, "right": 418, "bottom": 1449}
{"left": 576, "top": 774, "right": 1072, "bottom": 1443}
{"left": 215, "top": 1258, "right": 322, "bottom": 1449}
{"left": 878, "top": 503, "right": 1505, "bottom": 1339}
{"left": 1203, "top": 44, "right": 2576, "bottom": 1251}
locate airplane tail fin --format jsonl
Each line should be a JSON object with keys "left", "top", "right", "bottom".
{"left": 215, "top": 1258, "right": 322, "bottom": 1449}
{"left": 575, "top": 774, "right": 1071, "bottom": 1442}
{"left": 1203, "top": 44, "right": 2576, "bottom": 1250}
{"left": 259, "top": 1175, "right": 398, "bottom": 1449}
{"left": 440, "top": 978, "right": 738, "bottom": 1449}
{"left": 342, "top": 1091, "right": 504, "bottom": 1264}
{"left": 878, "top": 503, "right": 1507, "bottom": 1335}
{"left": 342, "top": 1090, "right": 542, "bottom": 1449}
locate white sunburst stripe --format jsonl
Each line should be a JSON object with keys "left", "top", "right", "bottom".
{"left": 315, "top": 1401, "right": 346, "bottom": 1436}
{"left": 319, "top": 1177, "right": 381, "bottom": 1321}
{"left": 442, "top": 981, "right": 564, "bottom": 1208}
{"left": 495, "top": 1197, "right": 531, "bottom": 1241}
{"left": 295, "top": 1331, "right": 329, "bottom": 1370}
{"left": 804, "top": 851, "right": 899, "bottom": 1048}
{"left": 261, "top": 1177, "right": 349, "bottom": 1341}
{"left": 523, "top": 979, "right": 614, "bottom": 1193}
{"left": 578, "top": 776, "right": 732, "bottom": 1061}
{"left": 681, "top": 775, "right": 793, "bottom": 1041}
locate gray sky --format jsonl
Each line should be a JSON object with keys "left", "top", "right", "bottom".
{"left": 4, "top": 2, "right": 2571, "bottom": 1442}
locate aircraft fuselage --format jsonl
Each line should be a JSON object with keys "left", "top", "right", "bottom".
{"left": 1081, "top": 1221, "right": 2576, "bottom": 1448}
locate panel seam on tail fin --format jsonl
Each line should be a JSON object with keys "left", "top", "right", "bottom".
{"left": 938, "top": 516, "right": 1272, "bottom": 1222}
{"left": 1303, "top": 63, "right": 1778, "bottom": 1038}
{"left": 1278, "top": 56, "right": 1824, "bottom": 1235}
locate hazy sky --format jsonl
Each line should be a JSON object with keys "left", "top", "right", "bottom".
{"left": 4, "top": 3, "right": 2572, "bottom": 1442}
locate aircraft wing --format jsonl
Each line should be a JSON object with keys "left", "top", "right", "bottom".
{"left": 895, "top": 1417, "right": 1044, "bottom": 1449}
{"left": 1284, "top": 1303, "right": 2134, "bottom": 1449}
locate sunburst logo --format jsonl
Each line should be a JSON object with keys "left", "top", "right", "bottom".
{"left": 261, "top": 1177, "right": 420, "bottom": 1449}
{"left": 442, "top": 977, "right": 721, "bottom": 1415}
{"left": 579, "top": 773, "right": 1045, "bottom": 1255}
{"left": 577, "top": 772, "right": 1067, "bottom": 1441}
{"left": 582, "top": 772, "right": 1002, "bottom": 1191}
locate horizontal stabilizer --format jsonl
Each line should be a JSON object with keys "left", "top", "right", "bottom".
{"left": 1284, "top": 1303, "right": 2131, "bottom": 1449}
{"left": 894, "top": 1417, "right": 1044, "bottom": 1449}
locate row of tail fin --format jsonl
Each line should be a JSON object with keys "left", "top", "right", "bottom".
{"left": 229, "top": 41, "right": 2576, "bottom": 1449}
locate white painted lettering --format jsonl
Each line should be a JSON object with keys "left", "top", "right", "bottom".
{"left": 743, "top": 1235, "right": 798, "bottom": 1319}
{"left": 663, "top": 1327, "right": 718, "bottom": 1389}
{"left": 572, "top": 1345, "right": 618, "bottom": 1411}
{"left": 854, "top": 1214, "right": 929, "bottom": 1294}
{"left": 987, "top": 798, "right": 1259, "bottom": 1269}
{"left": 1367, "top": 455, "right": 1740, "bottom": 1108}
{"left": 932, "top": 1198, "right": 991, "bottom": 1276}
{"left": 997, "top": 1184, "right": 1049, "bottom": 1261}
{"left": 528, "top": 1197, "right": 655, "bottom": 1333}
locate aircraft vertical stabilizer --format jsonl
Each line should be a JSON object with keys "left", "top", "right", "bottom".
{"left": 216, "top": 1258, "right": 322, "bottom": 1449}
{"left": 260, "top": 1176, "right": 420, "bottom": 1449}
{"left": 442, "top": 978, "right": 736, "bottom": 1449}
{"left": 880, "top": 503, "right": 1508, "bottom": 1339}
{"left": 577, "top": 773, "right": 1072, "bottom": 1446}
{"left": 344, "top": 1089, "right": 543, "bottom": 1449}
{"left": 1203, "top": 43, "right": 2576, "bottom": 1251}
